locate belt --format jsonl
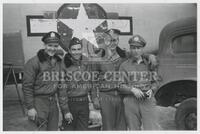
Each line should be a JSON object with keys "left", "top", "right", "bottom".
{"left": 68, "top": 95, "right": 88, "bottom": 102}
{"left": 100, "top": 89, "right": 119, "bottom": 96}
{"left": 35, "top": 93, "right": 57, "bottom": 101}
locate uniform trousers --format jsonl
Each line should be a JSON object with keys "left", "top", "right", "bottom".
{"left": 29, "top": 95, "right": 59, "bottom": 131}
{"left": 123, "top": 95, "right": 158, "bottom": 130}
{"left": 61, "top": 95, "right": 89, "bottom": 130}
{"left": 99, "top": 91, "right": 127, "bottom": 130}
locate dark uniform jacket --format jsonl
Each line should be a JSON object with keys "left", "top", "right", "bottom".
{"left": 58, "top": 54, "right": 96, "bottom": 114}
{"left": 22, "top": 49, "right": 62, "bottom": 110}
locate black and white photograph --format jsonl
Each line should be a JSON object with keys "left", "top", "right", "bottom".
{"left": 2, "top": 1, "right": 198, "bottom": 131}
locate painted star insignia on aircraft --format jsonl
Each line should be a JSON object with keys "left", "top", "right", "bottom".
{"left": 58, "top": 4, "right": 106, "bottom": 47}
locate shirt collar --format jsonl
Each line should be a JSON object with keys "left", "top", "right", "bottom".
{"left": 136, "top": 56, "right": 143, "bottom": 64}
{"left": 71, "top": 56, "right": 82, "bottom": 66}
{"left": 130, "top": 55, "right": 144, "bottom": 64}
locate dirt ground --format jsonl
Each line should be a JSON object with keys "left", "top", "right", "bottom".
{"left": 3, "top": 85, "right": 177, "bottom": 131}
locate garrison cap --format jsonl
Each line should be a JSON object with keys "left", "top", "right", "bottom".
{"left": 42, "top": 31, "right": 61, "bottom": 44}
{"left": 128, "top": 34, "right": 146, "bottom": 47}
{"left": 69, "top": 37, "right": 82, "bottom": 49}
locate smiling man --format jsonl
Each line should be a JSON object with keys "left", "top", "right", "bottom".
{"left": 22, "top": 31, "right": 62, "bottom": 130}
{"left": 59, "top": 37, "right": 95, "bottom": 130}
{"left": 119, "top": 35, "right": 160, "bottom": 130}
{"left": 92, "top": 29, "right": 127, "bottom": 130}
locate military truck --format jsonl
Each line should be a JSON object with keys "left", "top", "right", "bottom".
{"left": 155, "top": 17, "right": 197, "bottom": 130}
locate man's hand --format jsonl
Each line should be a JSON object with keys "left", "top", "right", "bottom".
{"left": 131, "top": 87, "right": 144, "bottom": 99}
{"left": 89, "top": 110, "right": 102, "bottom": 124}
{"left": 64, "top": 112, "right": 73, "bottom": 124}
{"left": 93, "top": 98, "right": 100, "bottom": 110}
{"left": 27, "top": 108, "right": 37, "bottom": 120}
{"left": 146, "top": 89, "right": 153, "bottom": 99}
{"left": 148, "top": 54, "right": 158, "bottom": 67}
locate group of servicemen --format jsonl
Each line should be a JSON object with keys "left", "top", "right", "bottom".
{"left": 22, "top": 28, "right": 161, "bottom": 131}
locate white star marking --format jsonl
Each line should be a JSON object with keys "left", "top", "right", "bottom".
{"left": 58, "top": 4, "right": 106, "bottom": 47}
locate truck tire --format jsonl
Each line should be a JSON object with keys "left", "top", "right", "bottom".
{"left": 175, "top": 98, "right": 197, "bottom": 130}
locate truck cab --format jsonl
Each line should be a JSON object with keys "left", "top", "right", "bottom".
{"left": 155, "top": 17, "right": 197, "bottom": 130}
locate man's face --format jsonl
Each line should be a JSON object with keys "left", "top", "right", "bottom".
{"left": 44, "top": 42, "right": 59, "bottom": 56}
{"left": 70, "top": 44, "right": 82, "bottom": 60}
{"left": 108, "top": 34, "right": 119, "bottom": 50}
{"left": 130, "top": 44, "right": 144, "bottom": 57}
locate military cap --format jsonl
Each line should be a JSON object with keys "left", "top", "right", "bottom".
{"left": 42, "top": 31, "right": 61, "bottom": 44}
{"left": 69, "top": 37, "right": 82, "bottom": 49}
{"left": 105, "top": 28, "right": 121, "bottom": 35}
{"left": 128, "top": 34, "right": 146, "bottom": 47}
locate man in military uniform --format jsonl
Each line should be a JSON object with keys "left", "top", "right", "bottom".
{"left": 59, "top": 37, "right": 95, "bottom": 130}
{"left": 119, "top": 35, "right": 160, "bottom": 130}
{"left": 23, "top": 31, "right": 62, "bottom": 130}
{"left": 92, "top": 29, "right": 127, "bottom": 130}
